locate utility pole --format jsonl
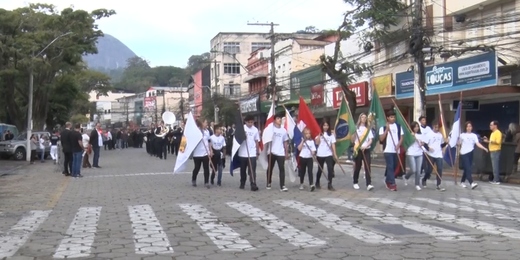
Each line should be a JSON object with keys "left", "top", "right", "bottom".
{"left": 213, "top": 60, "right": 219, "bottom": 124}
{"left": 247, "top": 22, "right": 279, "bottom": 101}
{"left": 410, "top": 0, "right": 426, "bottom": 122}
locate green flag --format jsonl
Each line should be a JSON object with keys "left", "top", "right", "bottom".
{"left": 334, "top": 95, "right": 357, "bottom": 157}
{"left": 393, "top": 105, "right": 416, "bottom": 150}
{"left": 367, "top": 88, "right": 387, "bottom": 151}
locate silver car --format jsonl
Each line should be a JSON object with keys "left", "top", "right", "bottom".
{"left": 0, "top": 132, "right": 51, "bottom": 160}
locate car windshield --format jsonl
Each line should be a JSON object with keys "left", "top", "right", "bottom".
{"left": 14, "top": 134, "right": 27, "bottom": 141}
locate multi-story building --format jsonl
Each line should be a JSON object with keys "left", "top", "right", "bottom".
{"left": 88, "top": 90, "right": 134, "bottom": 127}
{"left": 143, "top": 86, "right": 187, "bottom": 126}
{"left": 189, "top": 65, "right": 211, "bottom": 119}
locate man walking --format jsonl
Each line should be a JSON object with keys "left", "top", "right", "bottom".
{"left": 378, "top": 110, "right": 404, "bottom": 191}
{"left": 49, "top": 130, "right": 60, "bottom": 164}
{"left": 89, "top": 123, "right": 103, "bottom": 168}
{"left": 60, "top": 122, "right": 73, "bottom": 176}
{"left": 484, "top": 120, "right": 502, "bottom": 184}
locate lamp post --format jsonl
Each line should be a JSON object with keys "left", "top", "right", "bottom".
{"left": 26, "top": 32, "right": 72, "bottom": 162}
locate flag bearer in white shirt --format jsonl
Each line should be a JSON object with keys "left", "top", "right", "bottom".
{"left": 352, "top": 113, "right": 374, "bottom": 191}
{"left": 315, "top": 122, "right": 337, "bottom": 191}
{"left": 238, "top": 115, "right": 260, "bottom": 191}
{"left": 459, "top": 121, "right": 488, "bottom": 189}
{"left": 192, "top": 119, "right": 212, "bottom": 189}
{"left": 404, "top": 121, "right": 430, "bottom": 190}
{"left": 423, "top": 120, "right": 448, "bottom": 191}
{"left": 209, "top": 125, "right": 226, "bottom": 186}
{"left": 298, "top": 128, "right": 317, "bottom": 191}
{"left": 266, "top": 112, "right": 290, "bottom": 192}
{"left": 378, "top": 110, "right": 404, "bottom": 191}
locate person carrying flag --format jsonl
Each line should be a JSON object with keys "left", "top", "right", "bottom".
{"left": 378, "top": 110, "right": 403, "bottom": 191}
{"left": 238, "top": 115, "right": 260, "bottom": 191}
{"left": 315, "top": 121, "right": 337, "bottom": 191}
{"left": 297, "top": 127, "right": 317, "bottom": 191}
{"left": 352, "top": 113, "right": 374, "bottom": 191}
{"left": 423, "top": 120, "right": 448, "bottom": 191}
{"left": 266, "top": 112, "right": 290, "bottom": 192}
{"left": 209, "top": 124, "right": 226, "bottom": 186}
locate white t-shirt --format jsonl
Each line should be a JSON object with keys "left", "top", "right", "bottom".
{"left": 354, "top": 126, "right": 374, "bottom": 149}
{"left": 270, "top": 126, "right": 289, "bottom": 156}
{"left": 316, "top": 133, "right": 336, "bottom": 157}
{"left": 460, "top": 132, "right": 479, "bottom": 155}
{"left": 210, "top": 135, "right": 226, "bottom": 150}
{"left": 238, "top": 125, "right": 260, "bottom": 158}
{"left": 378, "top": 123, "right": 404, "bottom": 153}
{"left": 299, "top": 140, "right": 316, "bottom": 158}
{"left": 193, "top": 129, "right": 210, "bottom": 157}
{"left": 39, "top": 138, "right": 45, "bottom": 149}
{"left": 82, "top": 134, "right": 90, "bottom": 148}
{"left": 406, "top": 133, "right": 426, "bottom": 156}
{"left": 420, "top": 125, "right": 432, "bottom": 136}
{"left": 426, "top": 131, "right": 444, "bottom": 158}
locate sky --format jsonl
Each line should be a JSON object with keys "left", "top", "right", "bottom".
{"left": 1, "top": 0, "right": 348, "bottom": 68}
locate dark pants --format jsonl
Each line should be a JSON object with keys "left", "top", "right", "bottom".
{"left": 63, "top": 152, "right": 73, "bottom": 174}
{"left": 384, "top": 153, "right": 397, "bottom": 185}
{"left": 174, "top": 141, "right": 181, "bottom": 156}
{"left": 192, "top": 156, "right": 210, "bottom": 184}
{"left": 83, "top": 151, "right": 91, "bottom": 168}
{"left": 460, "top": 152, "right": 474, "bottom": 184}
{"left": 267, "top": 154, "right": 285, "bottom": 188}
{"left": 154, "top": 138, "right": 166, "bottom": 159}
{"left": 424, "top": 156, "right": 443, "bottom": 186}
{"left": 239, "top": 156, "right": 257, "bottom": 185}
{"left": 354, "top": 149, "right": 371, "bottom": 185}
{"left": 211, "top": 149, "right": 224, "bottom": 184}
{"left": 316, "top": 156, "right": 335, "bottom": 185}
{"left": 30, "top": 150, "right": 36, "bottom": 163}
{"left": 92, "top": 147, "right": 100, "bottom": 167}
{"left": 298, "top": 157, "right": 314, "bottom": 185}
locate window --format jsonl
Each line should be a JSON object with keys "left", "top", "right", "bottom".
{"left": 251, "top": 42, "right": 270, "bottom": 52}
{"left": 482, "top": 13, "right": 496, "bottom": 44}
{"left": 465, "top": 22, "right": 478, "bottom": 46}
{"left": 223, "top": 42, "right": 240, "bottom": 54}
{"left": 503, "top": 9, "right": 516, "bottom": 34}
{"left": 223, "top": 63, "right": 241, "bottom": 74}
{"left": 224, "top": 84, "right": 241, "bottom": 98}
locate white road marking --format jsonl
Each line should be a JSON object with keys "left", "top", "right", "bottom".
{"left": 179, "top": 204, "right": 254, "bottom": 251}
{"left": 0, "top": 210, "right": 51, "bottom": 258}
{"left": 454, "top": 198, "right": 520, "bottom": 213}
{"left": 54, "top": 207, "right": 102, "bottom": 259}
{"left": 277, "top": 200, "right": 399, "bottom": 244}
{"left": 498, "top": 198, "right": 519, "bottom": 205}
{"left": 226, "top": 202, "right": 326, "bottom": 247}
{"left": 128, "top": 205, "right": 173, "bottom": 254}
{"left": 322, "top": 198, "right": 473, "bottom": 241}
{"left": 370, "top": 198, "right": 520, "bottom": 239}
{"left": 84, "top": 172, "right": 191, "bottom": 178}
{"left": 415, "top": 198, "right": 517, "bottom": 221}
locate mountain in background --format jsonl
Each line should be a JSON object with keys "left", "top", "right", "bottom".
{"left": 83, "top": 34, "right": 136, "bottom": 70}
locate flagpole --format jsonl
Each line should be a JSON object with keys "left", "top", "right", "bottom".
{"left": 454, "top": 91, "right": 463, "bottom": 184}
{"left": 439, "top": 94, "right": 455, "bottom": 175}
{"left": 238, "top": 106, "right": 257, "bottom": 186}
{"left": 391, "top": 99, "right": 443, "bottom": 182}
{"left": 266, "top": 100, "right": 276, "bottom": 185}
{"left": 200, "top": 128, "right": 217, "bottom": 174}
{"left": 321, "top": 133, "right": 347, "bottom": 176}
{"left": 344, "top": 94, "right": 371, "bottom": 179}
{"left": 302, "top": 138, "right": 327, "bottom": 180}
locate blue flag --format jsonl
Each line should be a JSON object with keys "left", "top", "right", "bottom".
{"left": 443, "top": 102, "right": 461, "bottom": 167}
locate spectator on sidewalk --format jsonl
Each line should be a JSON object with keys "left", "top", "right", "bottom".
{"left": 484, "top": 120, "right": 502, "bottom": 184}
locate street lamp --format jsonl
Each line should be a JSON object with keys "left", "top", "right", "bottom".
{"left": 26, "top": 32, "right": 73, "bottom": 162}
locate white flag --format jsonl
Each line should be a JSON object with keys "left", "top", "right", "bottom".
{"left": 173, "top": 112, "right": 202, "bottom": 173}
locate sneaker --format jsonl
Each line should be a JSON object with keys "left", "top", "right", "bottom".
{"left": 217, "top": 181, "right": 221, "bottom": 186}
{"left": 489, "top": 181, "right": 501, "bottom": 185}
{"left": 205, "top": 183, "right": 210, "bottom": 189}
{"left": 266, "top": 184, "right": 272, "bottom": 190}
{"left": 404, "top": 178, "right": 408, "bottom": 186}
{"left": 210, "top": 179, "right": 214, "bottom": 185}
{"left": 459, "top": 182, "right": 467, "bottom": 188}
{"left": 316, "top": 183, "right": 321, "bottom": 189}
{"left": 436, "top": 185, "right": 446, "bottom": 191}
{"left": 367, "top": 184, "right": 374, "bottom": 191}
{"left": 192, "top": 181, "right": 197, "bottom": 187}
{"left": 353, "top": 184, "right": 360, "bottom": 190}
{"left": 471, "top": 182, "right": 478, "bottom": 189}
{"left": 421, "top": 179, "right": 427, "bottom": 188}
{"left": 281, "top": 186, "right": 288, "bottom": 192}
{"left": 415, "top": 185, "right": 422, "bottom": 191}
{"left": 389, "top": 184, "right": 397, "bottom": 191}
{"left": 239, "top": 184, "right": 245, "bottom": 189}
{"left": 328, "top": 183, "right": 335, "bottom": 191}
{"left": 251, "top": 183, "right": 259, "bottom": 191}
{"left": 299, "top": 184, "right": 304, "bottom": 190}
{"left": 310, "top": 185, "right": 316, "bottom": 191}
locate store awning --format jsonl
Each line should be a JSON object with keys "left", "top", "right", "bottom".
{"left": 244, "top": 73, "right": 268, "bottom": 83}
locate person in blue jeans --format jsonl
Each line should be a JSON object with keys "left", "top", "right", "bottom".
{"left": 423, "top": 121, "right": 447, "bottom": 191}
{"left": 459, "top": 121, "right": 488, "bottom": 189}
{"left": 71, "top": 124, "right": 84, "bottom": 178}
{"left": 378, "top": 110, "right": 403, "bottom": 191}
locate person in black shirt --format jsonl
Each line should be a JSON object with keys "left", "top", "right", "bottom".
{"left": 71, "top": 124, "right": 84, "bottom": 178}
{"left": 60, "top": 122, "right": 73, "bottom": 176}
{"left": 49, "top": 131, "right": 60, "bottom": 164}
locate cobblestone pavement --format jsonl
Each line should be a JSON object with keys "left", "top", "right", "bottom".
{"left": 1, "top": 147, "right": 520, "bottom": 259}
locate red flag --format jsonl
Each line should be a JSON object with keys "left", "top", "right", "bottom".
{"left": 297, "top": 96, "right": 321, "bottom": 138}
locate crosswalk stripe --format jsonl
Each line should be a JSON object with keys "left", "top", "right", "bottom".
{"left": 414, "top": 198, "right": 517, "bottom": 221}
{"left": 128, "top": 205, "right": 173, "bottom": 254}
{"left": 0, "top": 210, "right": 51, "bottom": 258}
{"left": 323, "top": 198, "right": 473, "bottom": 241}
{"left": 369, "top": 198, "right": 520, "bottom": 239}
{"left": 499, "top": 198, "right": 518, "bottom": 205}
{"left": 54, "top": 207, "right": 102, "bottom": 259}
{"left": 454, "top": 198, "right": 520, "bottom": 213}
{"left": 178, "top": 204, "right": 254, "bottom": 251}
{"left": 226, "top": 202, "right": 326, "bottom": 247}
{"left": 276, "top": 199, "right": 399, "bottom": 244}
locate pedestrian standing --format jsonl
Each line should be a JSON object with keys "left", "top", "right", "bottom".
{"left": 297, "top": 128, "right": 316, "bottom": 191}
{"left": 192, "top": 119, "right": 211, "bottom": 188}
{"left": 352, "top": 113, "right": 374, "bottom": 191}
{"left": 49, "top": 131, "right": 60, "bottom": 164}
{"left": 238, "top": 115, "right": 260, "bottom": 191}
{"left": 71, "top": 124, "right": 84, "bottom": 178}
{"left": 89, "top": 123, "right": 103, "bottom": 168}
{"left": 404, "top": 121, "right": 428, "bottom": 190}
{"left": 60, "top": 122, "right": 73, "bottom": 176}
{"left": 29, "top": 134, "right": 37, "bottom": 164}
{"left": 423, "top": 121, "right": 447, "bottom": 191}
{"left": 483, "top": 120, "right": 502, "bottom": 184}
{"left": 315, "top": 121, "right": 337, "bottom": 191}
{"left": 209, "top": 125, "right": 226, "bottom": 186}
{"left": 82, "top": 128, "right": 92, "bottom": 168}
{"left": 459, "top": 121, "right": 488, "bottom": 189}
{"left": 266, "top": 112, "right": 290, "bottom": 192}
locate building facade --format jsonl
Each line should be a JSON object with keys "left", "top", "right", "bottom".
{"left": 190, "top": 65, "right": 211, "bottom": 119}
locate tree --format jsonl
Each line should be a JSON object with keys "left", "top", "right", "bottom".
{"left": 200, "top": 94, "right": 237, "bottom": 126}
{"left": 320, "top": 0, "right": 408, "bottom": 114}
{"left": 0, "top": 4, "right": 115, "bottom": 130}
{"left": 76, "top": 69, "right": 113, "bottom": 94}
{"left": 296, "top": 26, "right": 321, "bottom": 34}
{"left": 186, "top": 52, "right": 210, "bottom": 76}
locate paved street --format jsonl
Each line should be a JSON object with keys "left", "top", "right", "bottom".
{"left": 1, "top": 147, "right": 520, "bottom": 260}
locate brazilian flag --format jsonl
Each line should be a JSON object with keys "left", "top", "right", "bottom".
{"left": 335, "top": 94, "right": 356, "bottom": 157}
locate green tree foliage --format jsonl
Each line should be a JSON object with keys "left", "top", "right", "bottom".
{"left": 186, "top": 52, "right": 210, "bottom": 76}
{"left": 0, "top": 4, "right": 115, "bottom": 130}
{"left": 296, "top": 26, "right": 321, "bottom": 34}
{"left": 200, "top": 94, "right": 237, "bottom": 126}
{"left": 320, "top": 0, "right": 408, "bottom": 114}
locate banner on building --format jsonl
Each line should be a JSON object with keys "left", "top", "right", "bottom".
{"left": 240, "top": 96, "right": 258, "bottom": 113}
{"left": 144, "top": 97, "right": 156, "bottom": 111}
{"left": 310, "top": 85, "right": 324, "bottom": 105}
{"left": 395, "top": 71, "right": 415, "bottom": 99}
{"left": 332, "top": 82, "right": 368, "bottom": 109}
{"left": 370, "top": 74, "right": 393, "bottom": 97}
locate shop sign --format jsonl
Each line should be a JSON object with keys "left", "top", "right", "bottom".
{"left": 425, "top": 51, "right": 497, "bottom": 95}
{"left": 370, "top": 74, "right": 393, "bottom": 96}
{"left": 240, "top": 96, "right": 258, "bottom": 113}
{"left": 144, "top": 97, "right": 156, "bottom": 111}
{"left": 332, "top": 82, "right": 368, "bottom": 109}
{"left": 451, "top": 100, "right": 480, "bottom": 111}
{"left": 395, "top": 71, "right": 415, "bottom": 99}
{"left": 310, "top": 85, "right": 324, "bottom": 105}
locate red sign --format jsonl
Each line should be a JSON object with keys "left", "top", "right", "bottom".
{"left": 332, "top": 82, "right": 368, "bottom": 109}
{"left": 310, "top": 85, "right": 324, "bottom": 105}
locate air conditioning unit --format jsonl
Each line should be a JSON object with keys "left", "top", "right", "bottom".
{"left": 499, "top": 75, "right": 511, "bottom": 85}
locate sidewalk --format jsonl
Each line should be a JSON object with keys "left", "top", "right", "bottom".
{"left": 0, "top": 160, "right": 25, "bottom": 176}
{"left": 339, "top": 154, "right": 520, "bottom": 184}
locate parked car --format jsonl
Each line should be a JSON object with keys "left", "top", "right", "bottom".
{"left": 0, "top": 131, "right": 51, "bottom": 160}
{"left": 0, "top": 123, "right": 19, "bottom": 140}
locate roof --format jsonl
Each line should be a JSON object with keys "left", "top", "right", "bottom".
{"left": 147, "top": 86, "right": 188, "bottom": 92}
{"left": 294, "top": 39, "right": 329, "bottom": 46}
